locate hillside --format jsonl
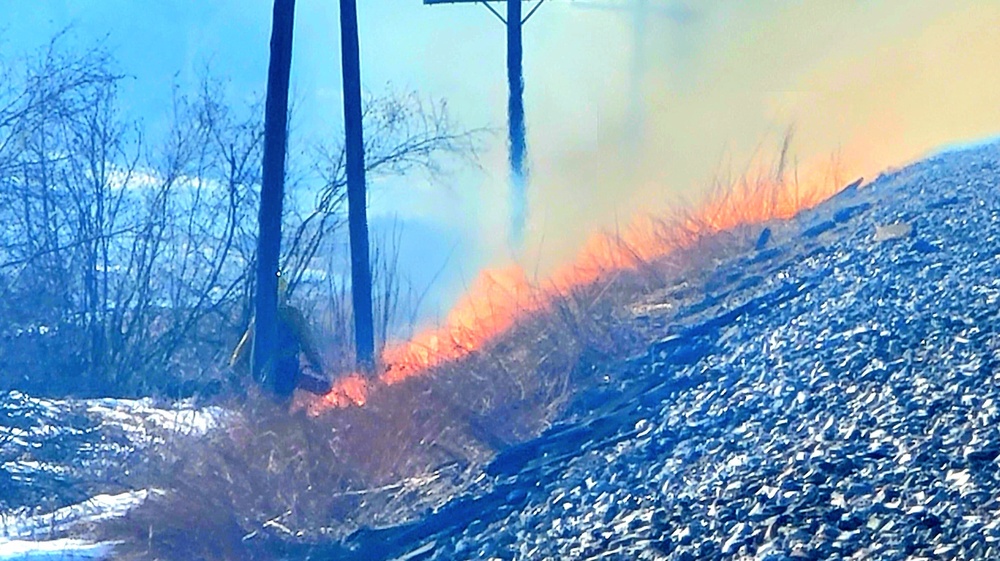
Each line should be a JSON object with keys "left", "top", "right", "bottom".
{"left": 4, "top": 142, "right": 1000, "bottom": 560}
{"left": 327, "top": 142, "right": 1000, "bottom": 560}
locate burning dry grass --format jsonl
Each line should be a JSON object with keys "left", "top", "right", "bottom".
{"left": 304, "top": 141, "right": 848, "bottom": 415}
{"left": 104, "top": 149, "right": 855, "bottom": 560}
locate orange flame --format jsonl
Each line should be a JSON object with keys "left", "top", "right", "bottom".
{"left": 302, "top": 162, "right": 851, "bottom": 415}
{"left": 380, "top": 265, "right": 540, "bottom": 384}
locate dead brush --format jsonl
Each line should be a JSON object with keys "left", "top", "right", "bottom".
{"left": 101, "top": 139, "right": 855, "bottom": 560}
{"left": 103, "top": 279, "right": 651, "bottom": 560}
{"left": 104, "top": 382, "right": 490, "bottom": 559}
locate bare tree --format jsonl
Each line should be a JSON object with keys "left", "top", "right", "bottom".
{"left": 0, "top": 31, "right": 482, "bottom": 398}
{"left": 0, "top": 37, "right": 262, "bottom": 396}
{"left": 282, "top": 90, "right": 480, "bottom": 293}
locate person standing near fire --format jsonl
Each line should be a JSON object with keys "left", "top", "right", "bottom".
{"left": 229, "top": 275, "right": 331, "bottom": 397}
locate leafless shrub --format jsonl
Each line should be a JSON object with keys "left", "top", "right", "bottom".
{"left": 0, "top": 35, "right": 266, "bottom": 396}
{"left": 0, "top": 34, "right": 482, "bottom": 399}
{"left": 281, "top": 87, "right": 485, "bottom": 302}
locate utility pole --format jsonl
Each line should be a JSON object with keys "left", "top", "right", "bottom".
{"left": 507, "top": 0, "right": 527, "bottom": 251}
{"left": 254, "top": 0, "right": 296, "bottom": 396}
{"left": 424, "top": 0, "right": 547, "bottom": 252}
{"left": 340, "top": 0, "right": 375, "bottom": 374}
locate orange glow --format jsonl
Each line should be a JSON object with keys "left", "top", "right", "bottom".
{"left": 299, "top": 159, "right": 850, "bottom": 416}
{"left": 296, "top": 373, "right": 370, "bottom": 415}
{"left": 296, "top": 3, "right": 1000, "bottom": 416}
{"left": 381, "top": 265, "right": 540, "bottom": 384}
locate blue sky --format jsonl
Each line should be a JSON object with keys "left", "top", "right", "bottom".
{"left": 2, "top": 0, "right": 681, "bottom": 324}
{"left": 2, "top": 0, "right": 577, "bottom": 320}
{"left": 5, "top": 1, "right": 1000, "bottom": 326}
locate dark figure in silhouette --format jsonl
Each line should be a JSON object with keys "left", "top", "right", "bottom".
{"left": 230, "top": 280, "right": 330, "bottom": 397}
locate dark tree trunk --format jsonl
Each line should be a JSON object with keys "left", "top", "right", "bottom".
{"left": 339, "top": 0, "right": 375, "bottom": 374}
{"left": 253, "top": 0, "right": 296, "bottom": 396}
{"left": 507, "top": 0, "right": 528, "bottom": 251}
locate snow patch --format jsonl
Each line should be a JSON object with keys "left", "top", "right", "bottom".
{"left": 84, "top": 398, "right": 224, "bottom": 437}
{"left": 0, "top": 539, "right": 113, "bottom": 560}
{"left": 1, "top": 490, "right": 150, "bottom": 541}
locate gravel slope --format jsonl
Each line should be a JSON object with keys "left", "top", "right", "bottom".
{"left": 333, "top": 143, "right": 1000, "bottom": 560}
{"left": 6, "top": 143, "right": 1000, "bottom": 560}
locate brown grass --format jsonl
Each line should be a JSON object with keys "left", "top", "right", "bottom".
{"left": 103, "top": 146, "right": 853, "bottom": 560}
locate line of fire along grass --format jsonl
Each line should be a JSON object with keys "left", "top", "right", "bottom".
{"left": 313, "top": 268, "right": 821, "bottom": 561}
{"left": 117, "top": 172, "right": 861, "bottom": 560}
{"left": 311, "top": 200, "right": 838, "bottom": 557}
